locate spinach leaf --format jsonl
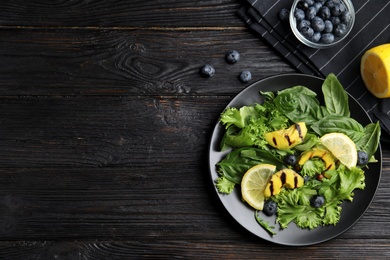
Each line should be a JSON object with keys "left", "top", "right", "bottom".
{"left": 310, "top": 114, "right": 365, "bottom": 143}
{"left": 322, "top": 73, "right": 350, "bottom": 117}
{"left": 274, "top": 90, "right": 323, "bottom": 124}
{"left": 356, "top": 121, "right": 381, "bottom": 160}
{"left": 217, "top": 147, "right": 284, "bottom": 184}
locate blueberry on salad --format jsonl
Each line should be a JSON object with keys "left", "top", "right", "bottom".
{"left": 284, "top": 154, "right": 297, "bottom": 166}
{"left": 357, "top": 151, "right": 369, "bottom": 165}
{"left": 200, "top": 64, "right": 215, "bottom": 78}
{"left": 225, "top": 50, "right": 240, "bottom": 64}
{"left": 310, "top": 195, "right": 325, "bottom": 208}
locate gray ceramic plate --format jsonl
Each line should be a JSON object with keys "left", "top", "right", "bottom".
{"left": 208, "top": 73, "right": 382, "bottom": 246}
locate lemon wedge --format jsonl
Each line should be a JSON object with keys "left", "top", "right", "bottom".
{"left": 241, "top": 164, "right": 276, "bottom": 210}
{"left": 320, "top": 133, "right": 357, "bottom": 169}
{"left": 360, "top": 43, "right": 390, "bottom": 98}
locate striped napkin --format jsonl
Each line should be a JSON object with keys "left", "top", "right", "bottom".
{"left": 238, "top": 0, "right": 390, "bottom": 142}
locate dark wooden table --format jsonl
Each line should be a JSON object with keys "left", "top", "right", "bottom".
{"left": 0, "top": 1, "right": 389, "bottom": 258}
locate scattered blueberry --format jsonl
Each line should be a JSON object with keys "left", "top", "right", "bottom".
{"left": 200, "top": 64, "right": 215, "bottom": 78}
{"left": 310, "top": 195, "right": 325, "bottom": 208}
{"left": 294, "top": 8, "right": 306, "bottom": 21}
{"left": 239, "top": 70, "right": 252, "bottom": 83}
{"left": 225, "top": 50, "right": 240, "bottom": 64}
{"left": 284, "top": 154, "right": 297, "bottom": 166}
{"left": 263, "top": 200, "right": 278, "bottom": 216}
{"left": 321, "top": 32, "right": 334, "bottom": 43}
{"left": 311, "top": 16, "right": 325, "bottom": 32}
{"left": 304, "top": 175, "right": 311, "bottom": 183}
{"left": 278, "top": 8, "right": 290, "bottom": 22}
{"left": 357, "top": 151, "right": 369, "bottom": 165}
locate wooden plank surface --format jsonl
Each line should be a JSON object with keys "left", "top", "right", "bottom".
{"left": 0, "top": 0, "right": 389, "bottom": 258}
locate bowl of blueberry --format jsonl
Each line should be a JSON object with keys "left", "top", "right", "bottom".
{"left": 289, "top": 0, "right": 355, "bottom": 48}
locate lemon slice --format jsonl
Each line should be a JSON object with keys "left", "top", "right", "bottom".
{"left": 320, "top": 133, "right": 357, "bottom": 169}
{"left": 241, "top": 164, "right": 276, "bottom": 210}
{"left": 360, "top": 43, "right": 390, "bottom": 98}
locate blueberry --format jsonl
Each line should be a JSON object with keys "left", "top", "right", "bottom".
{"left": 310, "top": 195, "right": 325, "bottom": 208}
{"left": 304, "top": 0, "right": 315, "bottom": 5}
{"left": 294, "top": 8, "right": 306, "bottom": 21}
{"left": 318, "top": 6, "right": 331, "bottom": 20}
{"left": 297, "top": 19, "right": 311, "bottom": 30}
{"left": 310, "top": 32, "right": 321, "bottom": 42}
{"left": 304, "top": 175, "right": 311, "bottom": 183}
{"left": 239, "top": 70, "right": 252, "bottom": 83}
{"left": 313, "top": 2, "right": 323, "bottom": 11}
{"left": 330, "top": 16, "right": 341, "bottom": 26}
{"left": 357, "top": 151, "right": 369, "bottom": 165}
{"left": 225, "top": 50, "right": 240, "bottom": 64}
{"left": 321, "top": 32, "right": 334, "bottom": 43}
{"left": 324, "top": 20, "right": 333, "bottom": 33}
{"left": 334, "top": 23, "right": 348, "bottom": 37}
{"left": 311, "top": 16, "right": 325, "bottom": 32}
{"left": 284, "top": 154, "right": 297, "bottom": 166}
{"left": 305, "top": 6, "right": 317, "bottom": 20}
{"left": 325, "top": 0, "right": 336, "bottom": 9}
{"left": 297, "top": 1, "right": 310, "bottom": 11}
{"left": 300, "top": 26, "right": 314, "bottom": 38}
{"left": 263, "top": 200, "right": 278, "bottom": 216}
{"left": 278, "top": 8, "right": 290, "bottom": 22}
{"left": 331, "top": 3, "right": 346, "bottom": 16}
{"left": 340, "top": 10, "right": 352, "bottom": 23}
{"left": 200, "top": 64, "right": 215, "bottom": 78}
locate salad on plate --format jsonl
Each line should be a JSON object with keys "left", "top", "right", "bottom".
{"left": 214, "top": 73, "right": 381, "bottom": 235}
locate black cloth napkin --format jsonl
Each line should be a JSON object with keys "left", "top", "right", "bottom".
{"left": 238, "top": 0, "right": 390, "bottom": 143}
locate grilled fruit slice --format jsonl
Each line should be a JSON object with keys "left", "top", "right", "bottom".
{"left": 265, "top": 122, "right": 307, "bottom": 150}
{"left": 264, "top": 169, "right": 304, "bottom": 197}
{"left": 298, "top": 147, "right": 336, "bottom": 171}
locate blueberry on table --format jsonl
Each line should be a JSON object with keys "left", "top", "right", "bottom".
{"left": 225, "top": 50, "right": 240, "bottom": 64}
{"left": 239, "top": 70, "right": 252, "bottom": 83}
{"left": 357, "top": 151, "right": 369, "bottom": 165}
{"left": 200, "top": 64, "right": 215, "bottom": 78}
{"left": 278, "top": 8, "right": 290, "bottom": 22}
{"left": 310, "top": 195, "right": 325, "bottom": 208}
{"left": 263, "top": 200, "right": 278, "bottom": 216}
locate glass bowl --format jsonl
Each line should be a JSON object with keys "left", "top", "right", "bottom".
{"left": 289, "top": 0, "right": 355, "bottom": 49}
